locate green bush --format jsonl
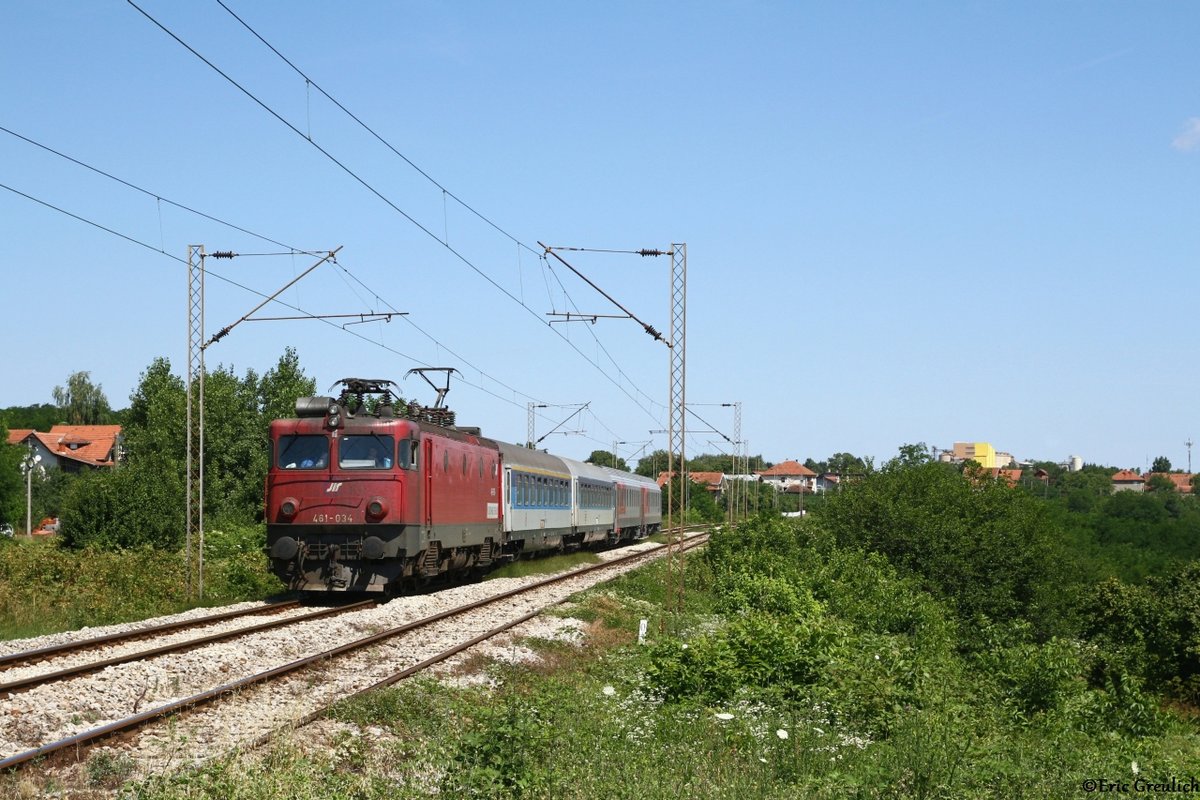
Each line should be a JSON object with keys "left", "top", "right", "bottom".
{"left": 812, "top": 460, "right": 1074, "bottom": 634}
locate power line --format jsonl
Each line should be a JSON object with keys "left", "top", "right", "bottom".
{"left": 1, "top": 125, "right": 651, "bottom": 443}
{"left": 0, "top": 124, "right": 318, "bottom": 257}
{"left": 127, "top": 1, "right": 664, "bottom": 425}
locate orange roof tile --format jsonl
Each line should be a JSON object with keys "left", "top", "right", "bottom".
{"left": 42, "top": 425, "right": 122, "bottom": 466}
{"left": 1144, "top": 472, "right": 1195, "bottom": 492}
{"left": 757, "top": 460, "right": 815, "bottom": 477}
{"left": 1111, "top": 470, "right": 1144, "bottom": 483}
{"left": 6, "top": 429, "right": 35, "bottom": 446}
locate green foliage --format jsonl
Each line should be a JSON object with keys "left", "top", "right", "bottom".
{"left": 804, "top": 451, "right": 869, "bottom": 477}
{"left": 52, "top": 370, "right": 115, "bottom": 425}
{"left": 0, "top": 421, "right": 25, "bottom": 526}
{"left": 43, "top": 509, "right": 1200, "bottom": 800}
{"left": 59, "top": 456, "right": 183, "bottom": 549}
{"left": 1152, "top": 455, "right": 1173, "bottom": 473}
{"left": 0, "top": 527, "right": 281, "bottom": 639}
{"left": 812, "top": 459, "right": 1071, "bottom": 633}
{"left": 634, "top": 448, "right": 670, "bottom": 477}
{"left": 647, "top": 612, "right": 841, "bottom": 705}
{"left": 1083, "top": 563, "right": 1200, "bottom": 706}
{"left": 0, "top": 403, "right": 62, "bottom": 430}
{"left": 974, "top": 621, "right": 1089, "bottom": 719}
{"left": 443, "top": 692, "right": 553, "bottom": 798}
{"left": 59, "top": 348, "right": 316, "bottom": 550}
{"left": 585, "top": 449, "right": 627, "bottom": 471}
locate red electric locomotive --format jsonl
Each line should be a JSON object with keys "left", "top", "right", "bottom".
{"left": 266, "top": 378, "right": 504, "bottom": 592}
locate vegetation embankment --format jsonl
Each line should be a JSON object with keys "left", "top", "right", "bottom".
{"left": 0, "top": 524, "right": 281, "bottom": 641}
{"left": 41, "top": 456, "right": 1195, "bottom": 799}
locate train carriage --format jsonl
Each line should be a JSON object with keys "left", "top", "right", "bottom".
{"left": 496, "top": 441, "right": 573, "bottom": 554}
{"left": 563, "top": 457, "right": 617, "bottom": 545}
{"left": 604, "top": 468, "right": 662, "bottom": 539}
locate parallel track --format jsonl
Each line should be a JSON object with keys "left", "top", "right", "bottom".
{"left": 0, "top": 530, "right": 708, "bottom": 772}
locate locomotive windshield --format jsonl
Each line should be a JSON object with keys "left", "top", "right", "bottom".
{"left": 277, "top": 435, "right": 329, "bottom": 470}
{"left": 339, "top": 434, "right": 395, "bottom": 469}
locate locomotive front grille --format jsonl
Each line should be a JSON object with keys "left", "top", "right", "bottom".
{"left": 303, "top": 539, "right": 364, "bottom": 561}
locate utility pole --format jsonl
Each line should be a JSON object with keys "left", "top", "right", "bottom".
{"left": 527, "top": 403, "right": 547, "bottom": 449}
{"left": 538, "top": 240, "right": 685, "bottom": 628}
{"left": 186, "top": 245, "right": 205, "bottom": 600}
{"left": 665, "top": 243, "right": 687, "bottom": 624}
{"left": 187, "top": 245, "right": 342, "bottom": 600}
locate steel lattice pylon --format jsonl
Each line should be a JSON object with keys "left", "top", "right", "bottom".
{"left": 185, "top": 245, "right": 205, "bottom": 599}
{"left": 665, "top": 243, "right": 687, "bottom": 624}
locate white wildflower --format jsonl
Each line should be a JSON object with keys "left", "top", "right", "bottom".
{"left": 759, "top": 757, "right": 768, "bottom": 763}
{"left": 776, "top": 729, "right": 789, "bottom": 740}
{"left": 874, "top": 654, "right": 880, "bottom": 661}
{"left": 682, "top": 643, "right": 689, "bottom": 649}
{"left": 715, "top": 712, "right": 735, "bottom": 721}
{"left": 602, "top": 685, "right": 616, "bottom": 696}
{"left": 1132, "top": 761, "right": 1139, "bottom": 775}
{"left": 813, "top": 727, "right": 824, "bottom": 735}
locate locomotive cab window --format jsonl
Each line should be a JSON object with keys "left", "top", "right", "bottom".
{"left": 277, "top": 435, "right": 328, "bottom": 470}
{"left": 338, "top": 435, "right": 395, "bottom": 469}
{"left": 398, "top": 439, "right": 416, "bottom": 470}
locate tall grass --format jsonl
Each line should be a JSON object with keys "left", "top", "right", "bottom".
{"left": 0, "top": 525, "right": 282, "bottom": 641}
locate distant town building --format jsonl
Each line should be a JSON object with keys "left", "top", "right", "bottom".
{"left": 1142, "top": 472, "right": 1196, "bottom": 494}
{"left": 755, "top": 460, "right": 816, "bottom": 493}
{"left": 1110, "top": 470, "right": 1145, "bottom": 493}
{"left": 656, "top": 471, "right": 725, "bottom": 498}
{"left": 941, "top": 442, "right": 1015, "bottom": 469}
{"left": 6, "top": 425, "right": 122, "bottom": 472}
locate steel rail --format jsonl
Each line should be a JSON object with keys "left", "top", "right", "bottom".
{"left": 0, "top": 600, "right": 301, "bottom": 669}
{"left": 0, "top": 600, "right": 375, "bottom": 696}
{"left": 0, "top": 531, "right": 709, "bottom": 772}
{"left": 241, "top": 533, "right": 712, "bottom": 750}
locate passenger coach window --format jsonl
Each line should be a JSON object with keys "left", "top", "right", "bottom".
{"left": 277, "top": 435, "right": 328, "bottom": 469}
{"left": 339, "top": 435, "right": 394, "bottom": 469}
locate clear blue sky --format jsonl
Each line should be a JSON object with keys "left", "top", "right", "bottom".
{"left": 2, "top": 1, "right": 1198, "bottom": 471}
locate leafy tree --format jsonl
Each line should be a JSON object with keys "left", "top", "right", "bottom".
{"left": 61, "top": 349, "right": 316, "bottom": 548}
{"left": 0, "top": 421, "right": 25, "bottom": 526}
{"left": 686, "top": 452, "right": 734, "bottom": 473}
{"left": 259, "top": 346, "right": 316, "bottom": 423}
{"left": 830, "top": 453, "right": 868, "bottom": 479}
{"left": 890, "top": 442, "right": 933, "bottom": 469}
{"left": 585, "top": 450, "right": 627, "bottom": 471}
{"left": 60, "top": 457, "right": 184, "bottom": 549}
{"left": 52, "top": 371, "right": 114, "bottom": 425}
{"left": 0, "top": 403, "right": 62, "bottom": 430}
{"left": 813, "top": 459, "right": 1071, "bottom": 634}
{"left": 1192, "top": 474, "right": 1200, "bottom": 496}
{"left": 123, "top": 357, "right": 187, "bottom": 462}
{"left": 1151, "top": 455, "right": 1172, "bottom": 473}
{"left": 635, "top": 449, "right": 673, "bottom": 478}
{"left": 1145, "top": 473, "right": 1177, "bottom": 495}
{"left": 202, "top": 364, "right": 264, "bottom": 523}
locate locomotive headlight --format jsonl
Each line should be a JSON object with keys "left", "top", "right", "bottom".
{"left": 280, "top": 497, "right": 299, "bottom": 519}
{"left": 366, "top": 497, "right": 387, "bottom": 520}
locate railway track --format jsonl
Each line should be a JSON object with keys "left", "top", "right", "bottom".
{"left": 0, "top": 530, "right": 708, "bottom": 775}
{"left": 0, "top": 600, "right": 374, "bottom": 696}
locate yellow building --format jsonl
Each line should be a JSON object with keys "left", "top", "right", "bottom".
{"left": 952, "top": 442, "right": 999, "bottom": 469}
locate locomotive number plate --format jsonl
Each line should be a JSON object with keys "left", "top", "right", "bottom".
{"left": 311, "top": 513, "right": 355, "bottom": 523}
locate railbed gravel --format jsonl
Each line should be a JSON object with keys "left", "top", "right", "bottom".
{"left": 0, "top": 538, "right": 676, "bottom": 785}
